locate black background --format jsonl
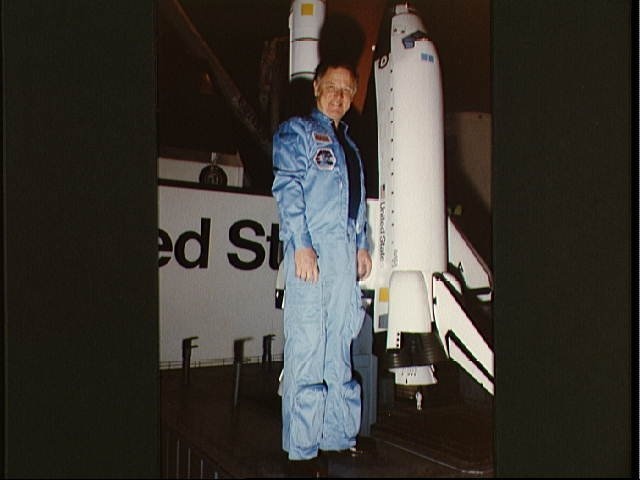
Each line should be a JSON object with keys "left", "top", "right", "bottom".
{"left": 3, "top": 0, "right": 636, "bottom": 477}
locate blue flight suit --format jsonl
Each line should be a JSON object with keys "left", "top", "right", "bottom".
{"left": 272, "top": 108, "right": 369, "bottom": 460}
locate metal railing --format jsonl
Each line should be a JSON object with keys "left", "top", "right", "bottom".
{"left": 159, "top": 354, "right": 284, "bottom": 371}
{"left": 161, "top": 425, "right": 233, "bottom": 479}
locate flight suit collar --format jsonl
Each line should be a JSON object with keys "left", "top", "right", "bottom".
{"left": 311, "top": 108, "right": 350, "bottom": 136}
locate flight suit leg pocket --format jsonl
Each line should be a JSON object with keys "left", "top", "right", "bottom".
{"left": 347, "top": 283, "right": 365, "bottom": 340}
{"left": 341, "top": 380, "right": 361, "bottom": 440}
{"left": 291, "top": 384, "right": 327, "bottom": 450}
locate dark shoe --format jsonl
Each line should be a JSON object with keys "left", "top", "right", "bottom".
{"left": 323, "top": 445, "right": 365, "bottom": 458}
{"left": 285, "top": 456, "right": 328, "bottom": 478}
{"left": 346, "top": 446, "right": 365, "bottom": 457}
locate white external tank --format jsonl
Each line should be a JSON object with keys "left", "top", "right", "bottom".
{"left": 289, "top": 0, "right": 326, "bottom": 81}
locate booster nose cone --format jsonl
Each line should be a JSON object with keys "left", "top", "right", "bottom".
{"left": 289, "top": 0, "right": 326, "bottom": 81}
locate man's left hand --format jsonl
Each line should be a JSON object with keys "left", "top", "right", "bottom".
{"left": 357, "top": 249, "right": 372, "bottom": 281}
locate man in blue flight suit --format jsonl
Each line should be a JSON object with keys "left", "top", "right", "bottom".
{"left": 272, "top": 60, "right": 372, "bottom": 463}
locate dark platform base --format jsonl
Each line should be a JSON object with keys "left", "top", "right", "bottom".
{"left": 161, "top": 363, "right": 494, "bottom": 478}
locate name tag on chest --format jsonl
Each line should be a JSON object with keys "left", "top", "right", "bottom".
{"left": 313, "top": 132, "right": 332, "bottom": 144}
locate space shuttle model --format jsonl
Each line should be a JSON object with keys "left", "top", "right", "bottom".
{"left": 367, "top": 3, "right": 494, "bottom": 395}
{"left": 282, "top": 1, "right": 494, "bottom": 395}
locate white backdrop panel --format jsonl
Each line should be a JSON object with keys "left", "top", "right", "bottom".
{"left": 158, "top": 185, "right": 283, "bottom": 367}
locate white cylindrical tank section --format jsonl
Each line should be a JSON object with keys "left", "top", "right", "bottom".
{"left": 389, "top": 6, "right": 446, "bottom": 274}
{"left": 380, "top": 4, "right": 447, "bottom": 347}
{"left": 289, "top": 0, "right": 326, "bottom": 81}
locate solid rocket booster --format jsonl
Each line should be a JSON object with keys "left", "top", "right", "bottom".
{"left": 289, "top": 0, "right": 326, "bottom": 81}
{"left": 374, "top": 3, "right": 447, "bottom": 384}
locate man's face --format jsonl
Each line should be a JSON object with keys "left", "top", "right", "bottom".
{"left": 313, "top": 66, "right": 357, "bottom": 125}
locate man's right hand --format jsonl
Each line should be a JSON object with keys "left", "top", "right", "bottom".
{"left": 294, "top": 247, "right": 319, "bottom": 283}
